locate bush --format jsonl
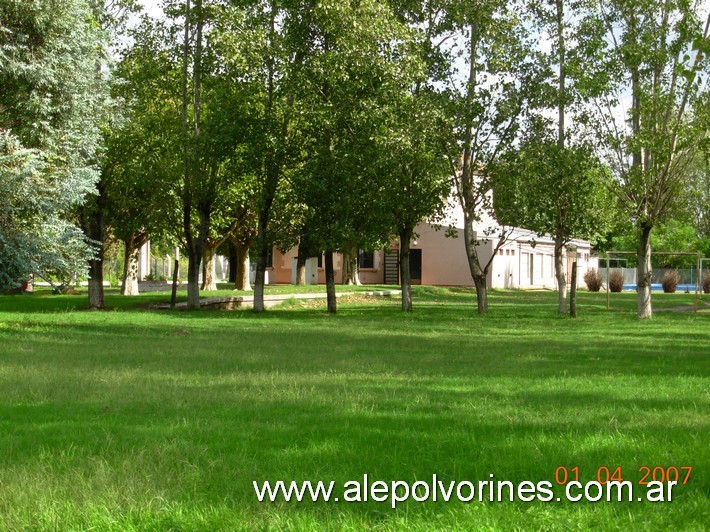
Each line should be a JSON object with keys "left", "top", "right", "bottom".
{"left": 662, "top": 270, "right": 680, "bottom": 293}
{"left": 703, "top": 272, "right": 710, "bottom": 294}
{"left": 583, "top": 268, "right": 602, "bottom": 292}
{"left": 609, "top": 269, "right": 624, "bottom": 292}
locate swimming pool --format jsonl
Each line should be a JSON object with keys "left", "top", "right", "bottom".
{"left": 622, "top": 283, "right": 699, "bottom": 292}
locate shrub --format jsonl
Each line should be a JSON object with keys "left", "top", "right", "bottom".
{"left": 662, "top": 270, "right": 680, "bottom": 293}
{"left": 703, "top": 272, "right": 710, "bottom": 294}
{"left": 609, "top": 269, "right": 624, "bottom": 292}
{"left": 583, "top": 268, "right": 602, "bottom": 292}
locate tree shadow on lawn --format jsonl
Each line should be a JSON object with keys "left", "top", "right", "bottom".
{"left": 0, "top": 288, "right": 594, "bottom": 314}
{"left": 0, "top": 381, "right": 707, "bottom": 525}
{"left": 0, "top": 314, "right": 707, "bottom": 382}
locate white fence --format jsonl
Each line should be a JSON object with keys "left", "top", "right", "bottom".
{"left": 600, "top": 268, "right": 703, "bottom": 288}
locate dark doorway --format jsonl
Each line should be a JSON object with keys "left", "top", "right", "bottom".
{"left": 410, "top": 249, "right": 422, "bottom": 285}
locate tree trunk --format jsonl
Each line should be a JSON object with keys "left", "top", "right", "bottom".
{"left": 555, "top": 0, "right": 566, "bottom": 150}
{"left": 201, "top": 244, "right": 218, "bottom": 291}
{"left": 85, "top": 196, "right": 105, "bottom": 309}
{"left": 79, "top": 177, "right": 107, "bottom": 309}
{"left": 342, "top": 247, "right": 360, "bottom": 286}
{"left": 325, "top": 250, "right": 336, "bottom": 314}
{"left": 180, "top": 0, "right": 209, "bottom": 311}
{"left": 185, "top": 210, "right": 210, "bottom": 310}
{"left": 554, "top": 235, "right": 567, "bottom": 314}
{"left": 554, "top": 0, "right": 568, "bottom": 316}
{"left": 473, "top": 274, "right": 488, "bottom": 314}
{"left": 121, "top": 238, "right": 140, "bottom": 296}
{"left": 399, "top": 227, "right": 413, "bottom": 312}
{"left": 234, "top": 242, "right": 251, "bottom": 291}
{"left": 296, "top": 244, "right": 308, "bottom": 285}
{"left": 253, "top": 212, "right": 269, "bottom": 312}
{"left": 186, "top": 249, "right": 201, "bottom": 310}
{"left": 170, "top": 258, "right": 179, "bottom": 310}
{"left": 463, "top": 220, "right": 489, "bottom": 314}
{"left": 569, "top": 260, "right": 577, "bottom": 318}
{"left": 87, "top": 275, "right": 104, "bottom": 309}
{"left": 637, "top": 223, "right": 653, "bottom": 319}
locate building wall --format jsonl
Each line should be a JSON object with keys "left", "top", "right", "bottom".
{"left": 411, "top": 223, "right": 490, "bottom": 286}
{"left": 255, "top": 225, "right": 596, "bottom": 290}
{"left": 268, "top": 249, "right": 386, "bottom": 285}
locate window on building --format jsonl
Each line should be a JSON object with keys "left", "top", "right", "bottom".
{"left": 266, "top": 248, "right": 273, "bottom": 268}
{"left": 359, "top": 249, "right": 375, "bottom": 269}
{"left": 317, "top": 254, "right": 323, "bottom": 268}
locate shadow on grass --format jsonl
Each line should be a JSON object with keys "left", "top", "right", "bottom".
{"left": 0, "top": 378, "right": 707, "bottom": 524}
{"left": 0, "top": 309, "right": 707, "bottom": 382}
{"left": 1, "top": 288, "right": 708, "bottom": 527}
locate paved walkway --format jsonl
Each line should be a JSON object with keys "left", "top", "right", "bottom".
{"left": 155, "top": 289, "right": 401, "bottom": 310}
{"left": 655, "top": 299, "right": 710, "bottom": 313}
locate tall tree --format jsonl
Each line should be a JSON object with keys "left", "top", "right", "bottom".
{"left": 375, "top": 91, "right": 451, "bottom": 312}
{"left": 214, "top": 0, "right": 302, "bottom": 312}
{"left": 107, "top": 18, "right": 184, "bottom": 295}
{"left": 81, "top": 0, "right": 141, "bottom": 308}
{"left": 381, "top": 0, "right": 453, "bottom": 312}
{"left": 441, "top": 0, "right": 539, "bottom": 314}
{"left": 0, "top": 0, "right": 106, "bottom": 291}
{"left": 177, "top": 0, "right": 212, "bottom": 310}
{"left": 492, "top": 128, "right": 615, "bottom": 307}
{"left": 493, "top": 0, "right": 616, "bottom": 315}
{"left": 590, "top": 0, "right": 710, "bottom": 318}
{"left": 121, "top": 0, "right": 241, "bottom": 308}
{"left": 292, "top": 0, "right": 419, "bottom": 313}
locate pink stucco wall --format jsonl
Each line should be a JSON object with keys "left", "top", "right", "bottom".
{"left": 261, "top": 223, "right": 594, "bottom": 289}
{"left": 408, "top": 223, "right": 486, "bottom": 286}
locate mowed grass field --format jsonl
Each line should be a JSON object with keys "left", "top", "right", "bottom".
{"left": 0, "top": 287, "right": 708, "bottom": 530}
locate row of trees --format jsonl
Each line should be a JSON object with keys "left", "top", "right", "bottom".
{"left": 1, "top": 0, "right": 708, "bottom": 318}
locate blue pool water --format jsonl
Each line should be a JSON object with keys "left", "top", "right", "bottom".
{"left": 622, "top": 283, "right": 698, "bottom": 292}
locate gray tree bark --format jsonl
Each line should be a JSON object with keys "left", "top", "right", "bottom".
{"left": 463, "top": 222, "right": 489, "bottom": 314}
{"left": 637, "top": 223, "right": 653, "bottom": 319}
{"left": 554, "top": 235, "right": 567, "bottom": 314}
{"left": 399, "top": 228, "right": 412, "bottom": 312}
{"left": 296, "top": 244, "right": 308, "bottom": 285}
{"left": 201, "top": 244, "right": 218, "bottom": 291}
{"left": 121, "top": 239, "right": 141, "bottom": 296}
{"left": 234, "top": 242, "right": 251, "bottom": 291}
{"left": 325, "top": 250, "right": 336, "bottom": 313}
{"left": 342, "top": 247, "right": 360, "bottom": 286}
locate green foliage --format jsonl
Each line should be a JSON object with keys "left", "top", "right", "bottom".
{"left": 587, "top": 0, "right": 709, "bottom": 227}
{"left": 492, "top": 130, "right": 615, "bottom": 248}
{"left": 0, "top": 0, "right": 106, "bottom": 289}
{"left": 610, "top": 219, "right": 707, "bottom": 267}
{"left": 0, "top": 133, "right": 95, "bottom": 287}
{"left": 684, "top": 152, "right": 710, "bottom": 239}
{"left": 289, "top": 0, "right": 429, "bottom": 254}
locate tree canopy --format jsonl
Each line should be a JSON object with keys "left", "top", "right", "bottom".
{"left": 0, "top": 0, "right": 106, "bottom": 290}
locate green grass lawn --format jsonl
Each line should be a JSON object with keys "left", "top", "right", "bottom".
{"left": 0, "top": 287, "right": 708, "bottom": 530}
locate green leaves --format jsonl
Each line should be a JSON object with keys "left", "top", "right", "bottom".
{"left": 492, "top": 133, "right": 616, "bottom": 248}
{"left": 0, "top": 0, "right": 106, "bottom": 289}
